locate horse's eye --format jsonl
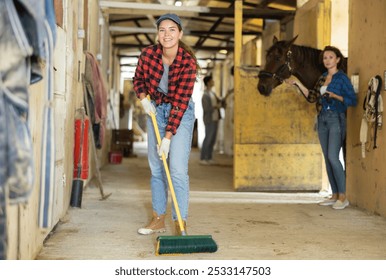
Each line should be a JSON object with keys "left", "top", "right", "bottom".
{"left": 275, "top": 56, "right": 281, "bottom": 62}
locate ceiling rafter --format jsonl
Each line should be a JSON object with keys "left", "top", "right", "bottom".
{"left": 107, "top": 1, "right": 296, "bottom": 65}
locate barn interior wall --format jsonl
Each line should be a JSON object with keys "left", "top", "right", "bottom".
{"left": 221, "top": 56, "right": 235, "bottom": 156}
{"left": 293, "top": 0, "right": 386, "bottom": 217}
{"left": 6, "top": 0, "right": 113, "bottom": 259}
{"left": 233, "top": 67, "right": 322, "bottom": 191}
{"left": 347, "top": 0, "right": 386, "bottom": 217}
{"left": 294, "top": 0, "right": 327, "bottom": 48}
{"left": 261, "top": 21, "right": 281, "bottom": 67}
{"left": 330, "top": 0, "right": 349, "bottom": 56}
{"left": 5, "top": 0, "right": 386, "bottom": 261}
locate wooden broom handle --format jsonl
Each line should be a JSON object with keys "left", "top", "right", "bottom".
{"left": 147, "top": 96, "right": 186, "bottom": 235}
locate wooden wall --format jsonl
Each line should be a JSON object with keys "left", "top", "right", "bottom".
{"left": 6, "top": 0, "right": 112, "bottom": 259}
{"left": 233, "top": 1, "right": 326, "bottom": 191}
{"left": 346, "top": 0, "right": 386, "bottom": 216}
{"left": 234, "top": 68, "right": 321, "bottom": 191}
{"left": 5, "top": 0, "right": 386, "bottom": 261}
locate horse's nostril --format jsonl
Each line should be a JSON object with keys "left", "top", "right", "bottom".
{"left": 257, "top": 84, "right": 272, "bottom": 96}
{"left": 258, "top": 84, "right": 266, "bottom": 95}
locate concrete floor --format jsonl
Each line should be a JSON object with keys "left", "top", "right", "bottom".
{"left": 36, "top": 142, "right": 386, "bottom": 260}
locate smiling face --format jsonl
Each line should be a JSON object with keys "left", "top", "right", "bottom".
{"left": 157, "top": 19, "right": 183, "bottom": 50}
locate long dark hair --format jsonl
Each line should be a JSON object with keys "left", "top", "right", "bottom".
{"left": 179, "top": 40, "right": 201, "bottom": 74}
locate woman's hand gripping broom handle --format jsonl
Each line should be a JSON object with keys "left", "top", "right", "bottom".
{"left": 147, "top": 96, "right": 187, "bottom": 236}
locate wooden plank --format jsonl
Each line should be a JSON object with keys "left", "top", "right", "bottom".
{"left": 235, "top": 143, "right": 322, "bottom": 191}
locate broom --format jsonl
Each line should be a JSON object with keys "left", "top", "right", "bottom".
{"left": 148, "top": 99, "right": 217, "bottom": 255}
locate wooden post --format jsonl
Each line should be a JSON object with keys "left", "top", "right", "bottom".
{"left": 233, "top": 0, "right": 242, "bottom": 189}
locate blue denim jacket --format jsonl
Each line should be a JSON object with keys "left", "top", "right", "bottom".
{"left": 15, "top": 0, "right": 57, "bottom": 84}
{"left": 1, "top": 0, "right": 57, "bottom": 259}
{"left": 321, "top": 70, "right": 357, "bottom": 113}
{"left": 0, "top": 0, "right": 56, "bottom": 205}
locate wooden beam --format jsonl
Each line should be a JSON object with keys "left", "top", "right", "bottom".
{"left": 110, "top": 26, "right": 156, "bottom": 33}
{"left": 234, "top": 0, "right": 242, "bottom": 190}
{"left": 113, "top": 43, "right": 234, "bottom": 52}
{"left": 100, "top": 1, "right": 208, "bottom": 17}
{"left": 100, "top": 1, "right": 294, "bottom": 19}
{"left": 110, "top": 27, "right": 261, "bottom": 36}
{"left": 198, "top": 8, "right": 294, "bottom": 19}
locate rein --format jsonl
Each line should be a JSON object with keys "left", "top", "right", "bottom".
{"left": 258, "top": 50, "right": 293, "bottom": 84}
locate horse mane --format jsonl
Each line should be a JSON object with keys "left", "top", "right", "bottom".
{"left": 266, "top": 40, "right": 326, "bottom": 74}
{"left": 292, "top": 43, "right": 348, "bottom": 73}
{"left": 291, "top": 44, "right": 326, "bottom": 74}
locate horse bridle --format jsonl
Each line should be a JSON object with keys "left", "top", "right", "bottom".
{"left": 258, "top": 50, "right": 293, "bottom": 84}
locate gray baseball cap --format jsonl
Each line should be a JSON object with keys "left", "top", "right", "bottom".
{"left": 156, "top": 13, "right": 182, "bottom": 27}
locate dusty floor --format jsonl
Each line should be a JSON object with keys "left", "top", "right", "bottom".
{"left": 36, "top": 142, "right": 386, "bottom": 260}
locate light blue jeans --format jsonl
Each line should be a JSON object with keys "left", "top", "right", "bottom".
{"left": 147, "top": 100, "right": 195, "bottom": 221}
{"left": 317, "top": 110, "right": 346, "bottom": 194}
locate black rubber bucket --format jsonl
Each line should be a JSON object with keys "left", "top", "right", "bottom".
{"left": 70, "top": 179, "right": 84, "bottom": 208}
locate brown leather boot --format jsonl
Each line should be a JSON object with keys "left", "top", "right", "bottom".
{"left": 174, "top": 220, "right": 187, "bottom": 236}
{"left": 137, "top": 212, "right": 166, "bottom": 235}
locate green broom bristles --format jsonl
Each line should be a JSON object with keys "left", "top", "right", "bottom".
{"left": 156, "top": 235, "right": 218, "bottom": 255}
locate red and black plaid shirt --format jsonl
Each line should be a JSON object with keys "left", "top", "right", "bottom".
{"left": 133, "top": 44, "right": 197, "bottom": 135}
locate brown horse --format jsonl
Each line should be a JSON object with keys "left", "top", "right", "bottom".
{"left": 257, "top": 36, "right": 348, "bottom": 161}
{"left": 257, "top": 36, "right": 327, "bottom": 96}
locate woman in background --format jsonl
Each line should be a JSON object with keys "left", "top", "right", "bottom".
{"left": 286, "top": 46, "right": 357, "bottom": 210}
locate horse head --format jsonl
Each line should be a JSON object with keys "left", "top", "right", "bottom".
{"left": 257, "top": 35, "right": 298, "bottom": 96}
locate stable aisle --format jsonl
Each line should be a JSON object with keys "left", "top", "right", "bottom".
{"left": 37, "top": 142, "right": 386, "bottom": 260}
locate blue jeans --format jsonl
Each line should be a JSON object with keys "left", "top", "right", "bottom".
{"left": 201, "top": 121, "right": 218, "bottom": 160}
{"left": 146, "top": 101, "right": 195, "bottom": 221}
{"left": 317, "top": 110, "right": 346, "bottom": 194}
